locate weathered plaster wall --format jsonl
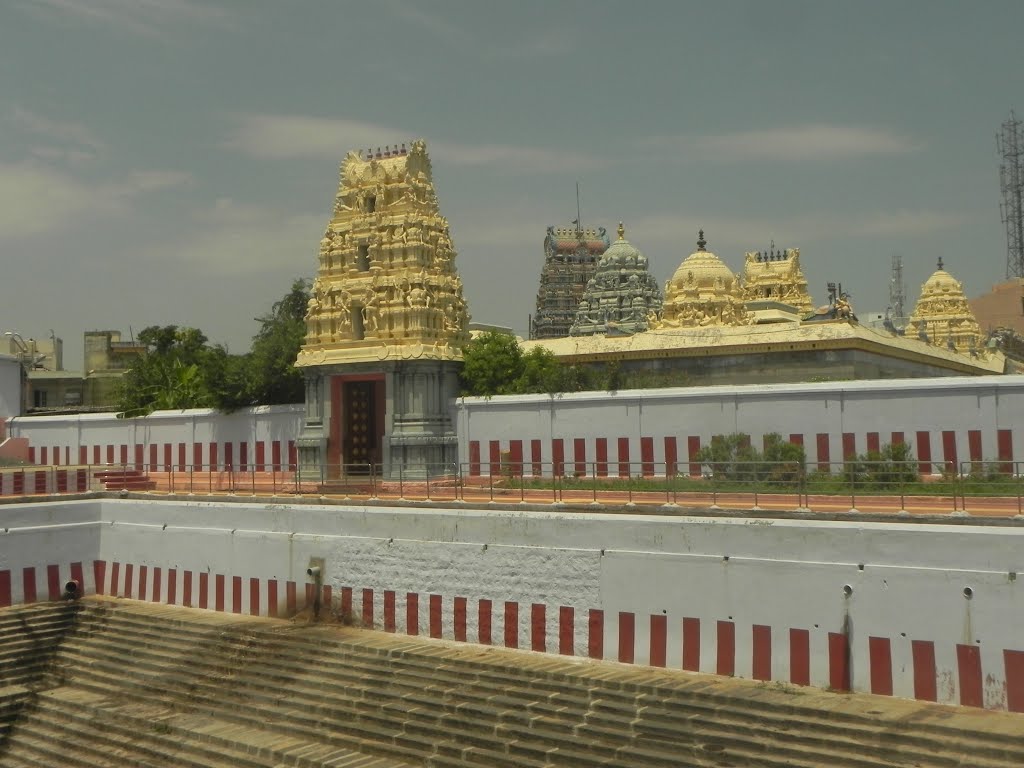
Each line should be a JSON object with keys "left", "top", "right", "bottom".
{"left": 1, "top": 498, "right": 1021, "bottom": 712}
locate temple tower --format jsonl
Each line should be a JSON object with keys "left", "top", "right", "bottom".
{"left": 295, "top": 141, "right": 470, "bottom": 479}
{"left": 739, "top": 245, "right": 813, "bottom": 315}
{"left": 654, "top": 231, "right": 751, "bottom": 328}
{"left": 531, "top": 225, "right": 610, "bottom": 339}
{"left": 569, "top": 223, "right": 662, "bottom": 336}
{"left": 906, "top": 258, "right": 982, "bottom": 354}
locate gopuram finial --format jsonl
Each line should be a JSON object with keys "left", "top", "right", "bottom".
{"left": 617, "top": 221, "right": 625, "bottom": 240}
{"left": 697, "top": 229, "right": 706, "bottom": 251}
{"left": 937, "top": 256, "right": 944, "bottom": 271}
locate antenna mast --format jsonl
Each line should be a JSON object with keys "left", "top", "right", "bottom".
{"left": 575, "top": 182, "right": 582, "bottom": 237}
{"left": 888, "top": 253, "right": 906, "bottom": 328}
{"left": 998, "top": 110, "right": 1024, "bottom": 278}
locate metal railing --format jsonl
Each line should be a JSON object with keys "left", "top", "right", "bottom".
{"left": 0, "top": 459, "right": 1020, "bottom": 516}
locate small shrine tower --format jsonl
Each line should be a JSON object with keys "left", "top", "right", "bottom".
{"left": 739, "top": 245, "right": 813, "bottom": 315}
{"left": 907, "top": 258, "right": 982, "bottom": 354}
{"left": 654, "top": 230, "right": 751, "bottom": 328}
{"left": 531, "top": 224, "right": 610, "bottom": 339}
{"left": 570, "top": 223, "right": 662, "bottom": 336}
{"left": 295, "top": 141, "right": 470, "bottom": 479}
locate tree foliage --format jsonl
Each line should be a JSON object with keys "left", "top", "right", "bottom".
{"left": 117, "top": 280, "right": 310, "bottom": 416}
{"left": 695, "top": 432, "right": 806, "bottom": 482}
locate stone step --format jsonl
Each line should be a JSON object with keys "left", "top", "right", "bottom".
{"left": 52, "top": 608, "right": 1024, "bottom": 768}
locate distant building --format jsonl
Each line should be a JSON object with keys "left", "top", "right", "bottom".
{"left": 531, "top": 224, "right": 610, "bottom": 339}
{"left": 969, "top": 278, "right": 1024, "bottom": 336}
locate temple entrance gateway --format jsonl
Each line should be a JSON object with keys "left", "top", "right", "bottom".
{"left": 328, "top": 375, "right": 385, "bottom": 474}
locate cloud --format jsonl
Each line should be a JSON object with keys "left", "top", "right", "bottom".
{"left": 15, "top": 0, "right": 227, "bottom": 36}
{"left": 0, "top": 162, "right": 191, "bottom": 238}
{"left": 651, "top": 124, "right": 920, "bottom": 162}
{"left": 224, "top": 113, "right": 602, "bottom": 173}
{"left": 10, "top": 106, "right": 104, "bottom": 152}
{"left": 137, "top": 198, "right": 324, "bottom": 274}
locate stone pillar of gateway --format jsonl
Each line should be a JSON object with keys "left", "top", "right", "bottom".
{"left": 294, "top": 141, "right": 471, "bottom": 481}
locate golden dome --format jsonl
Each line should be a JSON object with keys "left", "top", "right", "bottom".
{"left": 919, "top": 258, "right": 964, "bottom": 295}
{"left": 666, "top": 230, "right": 737, "bottom": 295}
{"left": 907, "top": 258, "right": 982, "bottom": 355}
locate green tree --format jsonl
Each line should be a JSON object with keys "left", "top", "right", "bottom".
{"left": 234, "top": 279, "right": 309, "bottom": 407}
{"left": 515, "top": 347, "right": 565, "bottom": 394}
{"left": 459, "top": 332, "right": 524, "bottom": 396}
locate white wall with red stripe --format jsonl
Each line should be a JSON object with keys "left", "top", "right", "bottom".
{"left": 1, "top": 498, "right": 1022, "bottom": 713}
{"left": 456, "top": 375, "right": 1022, "bottom": 475}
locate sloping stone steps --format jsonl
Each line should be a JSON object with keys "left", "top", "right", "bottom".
{"left": 1, "top": 598, "right": 1023, "bottom": 768}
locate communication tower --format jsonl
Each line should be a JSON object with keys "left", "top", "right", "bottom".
{"left": 998, "top": 111, "right": 1024, "bottom": 278}
{"left": 888, "top": 253, "right": 906, "bottom": 328}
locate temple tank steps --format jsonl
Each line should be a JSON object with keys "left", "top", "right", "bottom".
{"left": 0, "top": 599, "right": 1022, "bottom": 768}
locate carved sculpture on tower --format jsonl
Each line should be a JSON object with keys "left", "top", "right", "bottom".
{"left": 531, "top": 224, "right": 610, "bottom": 339}
{"left": 653, "top": 230, "right": 752, "bottom": 329}
{"left": 906, "top": 258, "right": 983, "bottom": 355}
{"left": 569, "top": 223, "right": 662, "bottom": 336}
{"left": 740, "top": 245, "right": 813, "bottom": 315}
{"left": 295, "top": 141, "right": 470, "bottom": 479}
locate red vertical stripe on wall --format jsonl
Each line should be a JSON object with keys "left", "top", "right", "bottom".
{"left": 552, "top": 439, "right": 564, "bottom": 477}
{"left": 167, "top": 568, "right": 177, "bottom": 606}
{"left": 40, "top": 447, "right": 48, "bottom": 465}
{"left": 891, "top": 431, "right": 904, "bottom": 446}
{"left": 478, "top": 599, "right": 492, "bottom": 645}
{"left": 828, "top": 632, "right": 851, "bottom": 692}
{"left": 192, "top": 442, "right": 202, "bottom": 469}
{"left": 488, "top": 440, "right": 500, "bottom": 476}
{"left": 361, "top": 588, "right": 374, "bottom": 628}
{"left": 664, "top": 436, "right": 677, "bottom": 477}
{"left": 916, "top": 431, "right": 932, "bottom": 475}
{"left": 618, "top": 612, "right": 635, "bottom": 664}
{"left": 134, "top": 444, "right": 144, "bottom": 470}
{"left": 430, "top": 594, "right": 442, "bottom": 639}
{"left": 649, "top": 614, "right": 667, "bottom": 668}
{"left": 595, "top": 438, "right": 608, "bottom": 477}
{"left": 942, "top": 431, "right": 958, "bottom": 473}
{"left": 248, "top": 578, "right": 259, "bottom": 616}
{"left": 109, "top": 563, "right": 120, "bottom": 599}
{"left": 138, "top": 566, "right": 148, "bottom": 601}
{"left": 152, "top": 567, "right": 162, "bottom": 603}
{"left": 340, "top": 587, "right": 352, "bottom": 620}
{"left": 215, "top": 574, "right": 226, "bottom": 612}
{"left": 46, "top": 565, "right": 61, "bottom": 601}
{"left": 509, "top": 440, "right": 523, "bottom": 476}
{"left": 617, "top": 437, "right": 630, "bottom": 478}
{"left": 716, "top": 621, "right": 735, "bottom": 677}
{"left": 956, "top": 644, "right": 983, "bottom": 707}
{"left": 997, "top": 429, "right": 1014, "bottom": 473}
{"left": 92, "top": 445, "right": 100, "bottom": 465}
{"left": 504, "top": 601, "right": 519, "bottom": 649}
{"left": 406, "top": 592, "right": 419, "bottom": 636}
{"left": 240, "top": 443, "right": 248, "bottom": 472}
{"left": 27, "top": 447, "right": 35, "bottom": 464}
{"left": 288, "top": 440, "right": 297, "bottom": 471}
{"left": 574, "top": 438, "right": 586, "bottom": 477}
{"left": 79, "top": 446, "right": 88, "bottom": 465}
{"left": 531, "top": 604, "right": 546, "bottom": 652}
{"left": 285, "top": 581, "right": 296, "bottom": 615}
{"left": 869, "top": 636, "right": 893, "bottom": 695}
{"left": 789, "top": 433, "right": 804, "bottom": 447}
{"left": 967, "top": 430, "right": 982, "bottom": 463}
{"left": 453, "top": 596, "right": 467, "bottom": 642}
{"left": 209, "top": 443, "right": 219, "bottom": 471}
{"left": 271, "top": 441, "right": 282, "bottom": 471}
{"left": 266, "top": 579, "right": 277, "bottom": 617}
{"left": 752, "top": 625, "right": 771, "bottom": 681}
{"left": 199, "top": 572, "right": 209, "bottom": 609}
{"left": 640, "top": 437, "right": 654, "bottom": 477}
{"left": 183, "top": 570, "right": 193, "bottom": 608}
{"left": 682, "top": 617, "right": 700, "bottom": 672}
{"left": 1004, "top": 650, "right": 1024, "bottom": 713}
{"left": 687, "top": 436, "right": 702, "bottom": 477}
{"left": 177, "top": 443, "right": 186, "bottom": 472}
{"left": 147, "top": 444, "right": 156, "bottom": 471}
{"left": 123, "top": 564, "right": 133, "bottom": 599}
{"left": 866, "top": 432, "right": 880, "bottom": 454}
{"left": 588, "top": 609, "right": 604, "bottom": 659}
{"left": 789, "top": 628, "right": 810, "bottom": 686}
{"left": 224, "top": 442, "right": 234, "bottom": 471}
{"left": 22, "top": 568, "right": 36, "bottom": 603}
{"left": 321, "top": 585, "right": 332, "bottom": 615}
{"left": 93, "top": 561, "right": 106, "bottom": 597}
{"left": 255, "top": 441, "right": 266, "bottom": 471}
{"left": 816, "top": 434, "right": 831, "bottom": 472}
{"left": 33, "top": 471, "right": 46, "bottom": 494}
{"left": 558, "top": 606, "right": 574, "bottom": 655}
{"left": 469, "top": 441, "right": 481, "bottom": 476}
{"left": 162, "top": 443, "right": 171, "bottom": 471}
{"left": 0, "top": 571, "right": 9, "bottom": 607}
{"left": 119, "top": 445, "right": 128, "bottom": 464}
{"left": 383, "top": 591, "right": 396, "bottom": 632}
{"left": 530, "top": 439, "right": 542, "bottom": 477}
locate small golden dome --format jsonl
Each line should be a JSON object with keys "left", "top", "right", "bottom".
{"left": 667, "top": 230, "right": 736, "bottom": 294}
{"left": 920, "top": 258, "right": 963, "bottom": 296}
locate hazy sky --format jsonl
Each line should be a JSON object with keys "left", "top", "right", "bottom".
{"left": 2, "top": 0, "right": 1021, "bottom": 369}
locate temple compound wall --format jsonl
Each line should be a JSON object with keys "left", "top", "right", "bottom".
{"left": 1, "top": 498, "right": 1022, "bottom": 712}
{"left": 5, "top": 375, "right": 1024, "bottom": 473}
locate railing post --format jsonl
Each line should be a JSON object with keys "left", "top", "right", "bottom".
{"left": 592, "top": 462, "right": 598, "bottom": 504}
{"left": 627, "top": 463, "right": 633, "bottom": 505}
{"left": 398, "top": 463, "right": 404, "bottom": 500}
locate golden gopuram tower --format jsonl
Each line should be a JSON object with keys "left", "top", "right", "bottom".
{"left": 906, "top": 258, "right": 983, "bottom": 355}
{"left": 739, "top": 245, "right": 813, "bottom": 315}
{"left": 295, "top": 140, "right": 470, "bottom": 479}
